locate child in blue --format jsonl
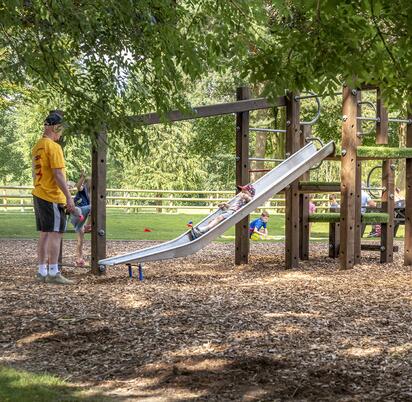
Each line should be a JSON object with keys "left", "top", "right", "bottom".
{"left": 72, "top": 172, "right": 91, "bottom": 266}
{"left": 249, "top": 211, "right": 269, "bottom": 239}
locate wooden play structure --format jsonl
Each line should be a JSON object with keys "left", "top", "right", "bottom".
{"left": 88, "top": 85, "right": 412, "bottom": 273}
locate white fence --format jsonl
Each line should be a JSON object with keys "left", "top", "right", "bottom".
{"left": 0, "top": 186, "right": 333, "bottom": 214}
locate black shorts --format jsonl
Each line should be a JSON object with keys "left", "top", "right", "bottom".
{"left": 33, "top": 195, "right": 67, "bottom": 233}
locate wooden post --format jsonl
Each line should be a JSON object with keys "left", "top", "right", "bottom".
{"left": 377, "top": 89, "right": 394, "bottom": 262}
{"left": 235, "top": 87, "right": 250, "bottom": 265}
{"left": 91, "top": 130, "right": 107, "bottom": 274}
{"left": 299, "top": 125, "right": 311, "bottom": 260}
{"left": 329, "top": 217, "right": 340, "bottom": 258}
{"left": 340, "top": 86, "right": 358, "bottom": 269}
{"left": 404, "top": 109, "right": 412, "bottom": 265}
{"left": 285, "top": 92, "right": 301, "bottom": 268}
{"left": 354, "top": 91, "right": 362, "bottom": 264}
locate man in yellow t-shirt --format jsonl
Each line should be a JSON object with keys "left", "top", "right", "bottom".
{"left": 32, "top": 110, "right": 75, "bottom": 285}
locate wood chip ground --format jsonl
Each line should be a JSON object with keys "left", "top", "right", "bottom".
{"left": 1, "top": 239, "right": 411, "bottom": 401}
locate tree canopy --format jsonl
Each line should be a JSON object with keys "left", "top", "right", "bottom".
{"left": 1, "top": 1, "right": 411, "bottom": 189}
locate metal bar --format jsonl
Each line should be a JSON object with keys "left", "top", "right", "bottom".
{"left": 248, "top": 157, "right": 284, "bottom": 162}
{"left": 249, "top": 127, "right": 286, "bottom": 133}
{"left": 130, "top": 96, "right": 286, "bottom": 125}
{"left": 357, "top": 116, "right": 380, "bottom": 122}
{"left": 388, "top": 118, "right": 412, "bottom": 124}
{"left": 294, "top": 91, "right": 341, "bottom": 100}
{"left": 235, "top": 87, "right": 250, "bottom": 265}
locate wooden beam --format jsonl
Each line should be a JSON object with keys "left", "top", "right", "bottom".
{"left": 405, "top": 109, "right": 412, "bottom": 265}
{"left": 299, "top": 182, "right": 341, "bottom": 193}
{"left": 354, "top": 90, "right": 362, "bottom": 264}
{"left": 329, "top": 217, "right": 340, "bottom": 258}
{"left": 235, "top": 87, "right": 250, "bottom": 265}
{"left": 91, "top": 130, "right": 107, "bottom": 274}
{"left": 377, "top": 89, "right": 394, "bottom": 263}
{"left": 285, "top": 92, "right": 301, "bottom": 269}
{"left": 361, "top": 244, "right": 399, "bottom": 252}
{"left": 376, "top": 89, "right": 389, "bottom": 145}
{"left": 340, "top": 86, "right": 358, "bottom": 269}
{"left": 130, "top": 97, "right": 286, "bottom": 126}
{"left": 299, "top": 125, "right": 311, "bottom": 260}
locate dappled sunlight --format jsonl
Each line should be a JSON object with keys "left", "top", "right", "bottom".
{"left": 116, "top": 294, "right": 152, "bottom": 309}
{"left": 16, "top": 331, "right": 58, "bottom": 347}
{"left": 389, "top": 343, "right": 412, "bottom": 356}
{"left": 167, "top": 342, "right": 227, "bottom": 358}
{"left": 263, "top": 311, "right": 321, "bottom": 319}
{"left": 342, "top": 346, "right": 383, "bottom": 358}
{"left": 2, "top": 239, "right": 412, "bottom": 400}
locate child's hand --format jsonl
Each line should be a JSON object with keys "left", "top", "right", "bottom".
{"left": 218, "top": 203, "right": 229, "bottom": 210}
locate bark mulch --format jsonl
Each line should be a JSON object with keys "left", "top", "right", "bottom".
{"left": 0, "top": 239, "right": 411, "bottom": 401}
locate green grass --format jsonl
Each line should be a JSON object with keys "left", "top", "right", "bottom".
{"left": 0, "top": 212, "right": 332, "bottom": 241}
{"left": 357, "top": 146, "right": 412, "bottom": 159}
{"left": 0, "top": 365, "right": 108, "bottom": 402}
{"left": 309, "top": 212, "right": 390, "bottom": 224}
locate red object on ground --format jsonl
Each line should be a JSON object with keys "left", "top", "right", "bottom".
{"left": 144, "top": 228, "right": 152, "bottom": 232}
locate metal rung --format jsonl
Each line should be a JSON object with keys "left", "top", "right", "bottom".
{"left": 357, "top": 100, "right": 376, "bottom": 111}
{"left": 357, "top": 116, "right": 380, "bottom": 122}
{"left": 249, "top": 127, "right": 286, "bottom": 133}
{"left": 248, "top": 157, "right": 284, "bottom": 162}
{"left": 388, "top": 118, "right": 412, "bottom": 124}
{"left": 297, "top": 92, "right": 321, "bottom": 125}
{"left": 294, "top": 91, "right": 341, "bottom": 100}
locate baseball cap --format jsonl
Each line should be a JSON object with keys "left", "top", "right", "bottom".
{"left": 44, "top": 110, "right": 65, "bottom": 126}
{"left": 237, "top": 184, "right": 255, "bottom": 197}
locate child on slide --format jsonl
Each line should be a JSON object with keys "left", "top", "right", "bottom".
{"left": 191, "top": 184, "right": 255, "bottom": 239}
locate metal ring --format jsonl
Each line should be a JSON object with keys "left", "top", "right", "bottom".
{"left": 305, "top": 136, "right": 324, "bottom": 150}
{"left": 366, "top": 165, "right": 382, "bottom": 199}
{"left": 298, "top": 92, "right": 321, "bottom": 126}
{"left": 357, "top": 100, "right": 376, "bottom": 112}
{"left": 305, "top": 137, "right": 325, "bottom": 170}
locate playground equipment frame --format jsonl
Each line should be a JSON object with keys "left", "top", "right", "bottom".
{"left": 89, "top": 85, "right": 412, "bottom": 273}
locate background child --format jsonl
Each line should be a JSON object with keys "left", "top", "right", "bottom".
{"left": 191, "top": 184, "right": 255, "bottom": 239}
{"left": 73, "top": 172, "right": 91, "bottom": 266}
{"left": 328, "top": 194, "right": 340, "bottom": 210}
{"left": 309, "top": 194, "right": 316, "bottom": 214}
{"left": 249, "top": 211, "right": 269, "bottom": 239}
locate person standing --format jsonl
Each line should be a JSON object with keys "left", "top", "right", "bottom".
{"left": 32, "top": 110, "right": 75, "bottom": 284}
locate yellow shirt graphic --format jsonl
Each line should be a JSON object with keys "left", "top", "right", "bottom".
{"left": 32, "top": 138, "right": 66, "bottom": 204}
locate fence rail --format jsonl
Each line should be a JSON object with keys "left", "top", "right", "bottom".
{"left": 0, "top": 186, "right": 336, "bottom": 214}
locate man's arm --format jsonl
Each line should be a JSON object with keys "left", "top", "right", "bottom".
{"left": 75, "top": 172, "right": 85, "bottom": 191}
{"left": 53, "top": 168, "right": 75, "bottom": 212}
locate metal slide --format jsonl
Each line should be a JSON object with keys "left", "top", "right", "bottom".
{"left": 99, "top": 141, "right": 335, "bottom": 267}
